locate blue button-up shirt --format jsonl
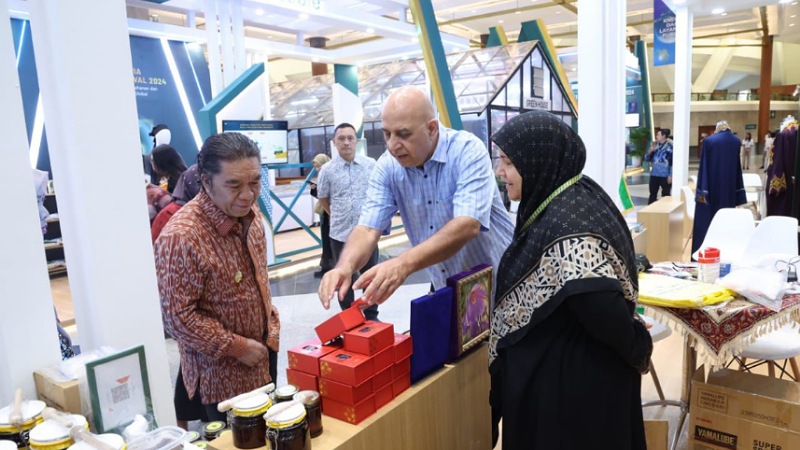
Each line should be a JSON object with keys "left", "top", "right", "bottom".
{"left": 317, "top": 154, "right": 377, "bottom": 242}
{"left": 359, "top": 126, "right": 514, "bottom": 289}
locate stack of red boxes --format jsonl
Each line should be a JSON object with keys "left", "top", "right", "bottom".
{"left": 285, "top": 306, "right": 412, "bottom": 425}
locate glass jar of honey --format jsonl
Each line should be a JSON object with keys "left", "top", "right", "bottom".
{"left": 263, "top": 402, "right": 309, "bottom": 450}
{"left": 272, "top": 385, "right": 299, "bottom": 404}
{"left": 0, "top": 400, "right": 46, "bottom": 448}
{"left": 229, "top": 393, "right": 271, "bottom": 449}
{"left": 292, "top": 391, "right": 322, "bottom": 438}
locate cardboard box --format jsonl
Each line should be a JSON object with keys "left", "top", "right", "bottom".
{"left": 374, "top": 383, "right": 394, "bottom": 410}
{"left": 392, "top": 333, "right": 412, "bottom": 363}
{"left": 373, "top": 366, "right": 393, "bottom": 390}
{"left": 319, "top": 377, "right": 372, "bottom": 405}
{"left": 343, "top": 321, "right": 394, "bottom": 356}
{"left": 689, "top": 408, "right": 800, "bottom": 449}
{"left": 319, "top": 349, "right": 374, "bottom": 385}
{"left": 687, "top": 366, "right": 800, "bottom": 449}
{"left": 372, "top": 346, "right": 394, "bottom": 373}
{"left": 392, "top": 357, "right": 410, "bottom": 380}
{"left": 693, "top": 368, "right": 800, "bottom": 431}
{"left": 33, "top": 369, "right": 82, "bottom": 415}
{"left": 644, "top": 420, "right": 668, "bottom": 450}
{"left": 287, "top": 338, "right": 341, "bottom": 376}
{"left": 315, "top": 307, "right": 365, "bottom": 343}
{"left": 322, "top": 395, "right": 375, "bottom": 425}
{"left": 392, "top": 373, "right": 410, "bottom": 398}
{"left": 286, "top": 368, "right": 318, "bottom": 393}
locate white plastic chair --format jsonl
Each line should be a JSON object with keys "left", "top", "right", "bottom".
{"left": 641, "top": 316, "right": 677, "bottom": 407}
{"left": 742, "top": 173, "right": 765, "bottom": 219}
{"left": 681, "top": 186, "right": 695, "bottom": 252}
{"left": 691, "top": 208, "right": 757, "bottom": 264}
{"left": 741, "top": 216, "right": 799, "bottom": 262}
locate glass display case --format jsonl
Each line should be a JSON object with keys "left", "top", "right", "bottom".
{"left": 269, "top": 41, "right": 578, "bottom": 166}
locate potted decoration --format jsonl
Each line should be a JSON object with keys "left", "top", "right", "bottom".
{"left": 628, "top": 127, "right": 651, "bottom": 168}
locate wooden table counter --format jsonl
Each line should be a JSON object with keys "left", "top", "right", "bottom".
{"left": 209, "top": 344, "right": 492, "bottom": 450}
{"left": 637, "top": 197, "right": 684, "bottom": 262}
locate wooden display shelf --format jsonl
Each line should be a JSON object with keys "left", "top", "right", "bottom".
{"left": 209, "top": 344, "right": 491, "bottom": 450}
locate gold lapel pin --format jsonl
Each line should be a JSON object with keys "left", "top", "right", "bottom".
{"left": 234, "top": 270, "right": 243, "bottom": 283}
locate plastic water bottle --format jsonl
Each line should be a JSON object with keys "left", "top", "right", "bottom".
{"left": 698, "top": 247, "right": 721, "bottom": 284}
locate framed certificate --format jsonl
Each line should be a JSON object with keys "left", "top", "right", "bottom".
{"left": 85, "top": 345, "right": 153, "bottom": 433}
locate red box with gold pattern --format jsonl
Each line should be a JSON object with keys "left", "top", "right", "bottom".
{"left": 392, "top": 333, "right": 412, "bottom": 362}
{"left": 372, "top": 346, "right": 394, "bottom": 373}
{"left": 372, "top": 366, "right": 393, "bottom": 390}
{"left": 318, "top": 377, "right": 372, "bottom": 405}
{"left": 319, "top": 349, "right": 374, "bottom": 385}
{"left": 287, "top": 338, "right": 341, "bottom": 376}
{"left": 392, "top": 373, "right": 410, "bottom": 397}
{"left": 286, "top": 368, "right": 318, "bottom": 392}
{"left": 374, "top": 383, "right": 394, "bottom": 409}
{"left": 315, "top": 307, "right": 365, "bottom": 343}
{"left": 343, "top": 321, "right": 394, "bottom": 355}
{"left": 322, "top": 395, "right": 375, "bottom": 425}
{"left": 392, "top": 357, "right": 410, "bottom": 380}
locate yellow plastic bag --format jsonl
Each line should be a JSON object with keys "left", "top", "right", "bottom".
{"left": 638, "top": 273, "right": 734, "bottom": 308}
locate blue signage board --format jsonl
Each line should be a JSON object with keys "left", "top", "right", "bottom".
{"left": 653, "top": 0, "right": 676, "bottom": 66}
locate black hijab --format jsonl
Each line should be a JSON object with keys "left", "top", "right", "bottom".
{"left": 488, "top": 111, "right": 638, "bottom": 364}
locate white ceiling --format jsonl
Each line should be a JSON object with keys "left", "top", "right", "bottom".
{"left": 8, "top": 0, "right": 800, "bottom": 88}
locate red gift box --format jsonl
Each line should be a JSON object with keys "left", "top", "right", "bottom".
{"left": 320, "top": 349, "right": 374, "bottom": 385}
{"left": 323, "top": 395, "right": 375, "bottom": 425}
{"left": 373, "top": 346, "right": 394, "bottom": 373}
{"left": 392, "top": 373, "right": 410, "bottom": 397}
{"left": 372, "top": 366, "right": 393, "bottom": 390}
{"left": 374, "top": 383, "right": 394, "bottom": 409}
{"left": 392, "top": 357, "right": 411, "bottom": 380}
{"left": 287, "top": 338, "right": 341, "bottom": 376}
{"left": 286, "top": 368, "right": 318, "bottom": 392}
{"left": 392, "top": 333, "right": 412, "bottom": 363}
{"left": 315, "top": 307, "right": 366, "bottom": 343}
{"left": 343, "top": 321, "right": 394, "bottom": 356}
{"left": 318, "top": 377, "right": 372, "bottom": 405}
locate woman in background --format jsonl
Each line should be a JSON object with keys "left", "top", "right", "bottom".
{"left": 741, "top": 132, "right": 754, "bottom": 171}
{"left": 151, "top": 144, "right": 187, "bottom": 193}
{"left": 310, "top": 153, "right": 333, "bottom": 277}
{"left": 490, "top": 111, "right": 652, "bottom": 450}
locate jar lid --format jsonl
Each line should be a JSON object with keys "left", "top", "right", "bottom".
{"left": 273, "top": 385, "right": 299, "bottom": 400}
{"left": 232, "top": 393, "right": 272, "bottom": 417}
{"left": 29, "top": 415, "right": 87, "bottom": 444}
{"left": 0, "top": 441, "right": 18, "bottom": 450}
{"left": 698, "top": 247, "right": 720, "bottom": 259}
{"left": 185, "top": 431, "right": 200, "bottom": 443}
{"left": 292, "top": 391, "right": 320, "bottom": 407}
{"left": 263, "top": 401, "right": 306, "bottom": 428}
{"left": 193, "top": 442, "right": 208, "bottom": 449}
{"left": 67, "top": 433, "right": 125, "bottom": 450}
{"left": 203, "top": 421, "right": 226, "bottom": 434}
{"left": 0, "top": 400, "right": 46, "bottom": 427}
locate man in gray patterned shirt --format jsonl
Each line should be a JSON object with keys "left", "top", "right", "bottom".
{"left": 316, "top": 123, "right": 380, "bottom": 320}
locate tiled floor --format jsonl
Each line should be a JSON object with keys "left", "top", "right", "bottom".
{"left": 55, "top": 160, "right": 782, "bottom": 449}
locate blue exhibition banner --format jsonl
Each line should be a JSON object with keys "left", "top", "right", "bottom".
{"left": 11, "top": 19, "right": 211, "bottom": 174}
{"left": 653, "top": 0, "right": 676, "bottom": 66}
{"left": 130, "top": 36, "right": 211, "bottom": 166}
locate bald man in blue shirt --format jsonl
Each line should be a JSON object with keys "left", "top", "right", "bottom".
{"left": 318, "top": 86, "right": 513, "bottom": 309}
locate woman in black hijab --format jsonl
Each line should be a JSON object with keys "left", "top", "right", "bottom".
{"left": 490, "top": 111, "right": 652, "bottom": 450}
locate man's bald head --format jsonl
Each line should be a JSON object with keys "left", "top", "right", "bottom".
{"left": 381, "top": 87, "right": 440, "bottom": 168}
{"left": 383, "top": 87, "right": 436, "bottom": 122}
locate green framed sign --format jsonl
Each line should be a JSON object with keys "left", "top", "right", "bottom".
{"left": 85, "top": 345, "right": 154, "bottom": 433}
